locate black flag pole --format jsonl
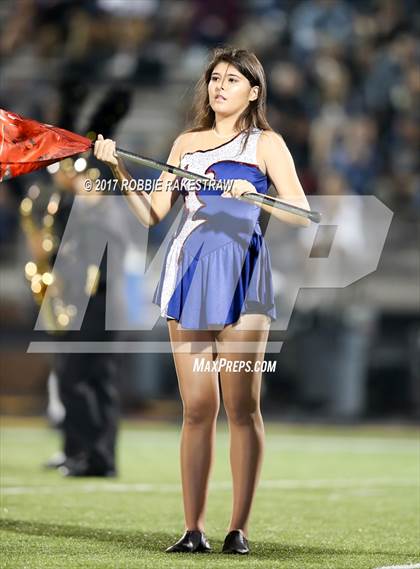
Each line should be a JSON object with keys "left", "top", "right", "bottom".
{"left": 115, "top": 147, "right": 321, "bottom": 224}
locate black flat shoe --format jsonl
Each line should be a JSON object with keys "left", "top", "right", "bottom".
{"left": 222, "top": 530, "right": 250, "bottom": 554}
{"left": 165, "top": 530, "right": 211, "bottom": 553}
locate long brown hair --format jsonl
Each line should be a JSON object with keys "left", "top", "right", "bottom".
{"left": 187, "top": 47, "right": 272, "bottom": 147}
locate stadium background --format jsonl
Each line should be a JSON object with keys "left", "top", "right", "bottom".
{"left": 0, "top": 2, "right": 419, "bottom": 568}
{"left": 1, "top": 0, "right": 418, "bottom": 421}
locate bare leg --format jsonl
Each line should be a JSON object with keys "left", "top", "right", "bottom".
{"left": 167, "top": 319, "right": 219, "bottom": 532}
{"left": 216, "top": 314, "right": 270, "bottom": 537}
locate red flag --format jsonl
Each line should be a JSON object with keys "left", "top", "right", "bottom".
{"left": 0, "top": 109, "right": 92, "bottom": 181}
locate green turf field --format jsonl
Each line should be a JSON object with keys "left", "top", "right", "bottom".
{"left": 1, "top": 419, "right": 419, "bottom": 569}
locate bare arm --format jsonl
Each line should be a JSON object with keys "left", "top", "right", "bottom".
{"left": 257, "top": 131, "right": 311, "bottom": 227}
{"left": 94, "top": 134, "right": 186, "bottom": 227}
{"left": 223, "top": 131, "right": 311, "bottom": 227}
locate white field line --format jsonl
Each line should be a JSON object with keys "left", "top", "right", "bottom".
{"left": 122, "top": 429, "right": 420, "bottom": 452}
{"left": 372, "top": 565, "right": 420, "bottom": 569}
{"left": 1, "top": 478, "right": 417, "bottom": 496}
{"left": 124, "top": 442, "right": 418, "bottom": 455}
{"left": 2, "top": 429, "right": 418, "bottom": 453}
{"left": 253, "top": 444, "right": 416, "bottom": 455}
{"left": 3, "top": 428, "right": 419, "bottom": 448}
{"left": 118, "top": 435, "right": 420, "bottom": 454}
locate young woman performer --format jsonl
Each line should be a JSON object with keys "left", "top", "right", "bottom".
{"left": 94, "top": 47, "right": 310, "bottom": 555}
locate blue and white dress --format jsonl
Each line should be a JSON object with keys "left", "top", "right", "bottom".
{"left": 152, "top": 128, "right": 277, "bottom": 329}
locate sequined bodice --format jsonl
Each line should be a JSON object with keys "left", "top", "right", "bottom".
{"left": 174, "top": 128, "right": 269, "bottom": 258}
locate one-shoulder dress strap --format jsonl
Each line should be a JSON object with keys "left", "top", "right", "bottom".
{"left": 238, "top": 128, "right": 263, "bottom": 166}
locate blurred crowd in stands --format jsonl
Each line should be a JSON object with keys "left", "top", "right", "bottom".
{"left": 0, "top": 0, "right": 418, "bottom": 419}
{"left": 1, "top": 0, "right": 418, "bottom": 238}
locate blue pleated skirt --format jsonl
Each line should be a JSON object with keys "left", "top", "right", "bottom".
{"left": 152, "top": 230, "right": 277, "bottom": 330}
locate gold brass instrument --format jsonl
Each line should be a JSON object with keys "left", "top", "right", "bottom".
{"left": 20, "top": 185, "right": 75, "bottom": 332}
{"left": 19, "top": 158, "right": 102, "bottom": 332}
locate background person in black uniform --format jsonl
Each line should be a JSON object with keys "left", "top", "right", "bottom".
{"left": 42, "top": 88, "right": 132, "bottom": 477}
{"left": 47, "top": 165, "right": 129, "bottom": 477}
